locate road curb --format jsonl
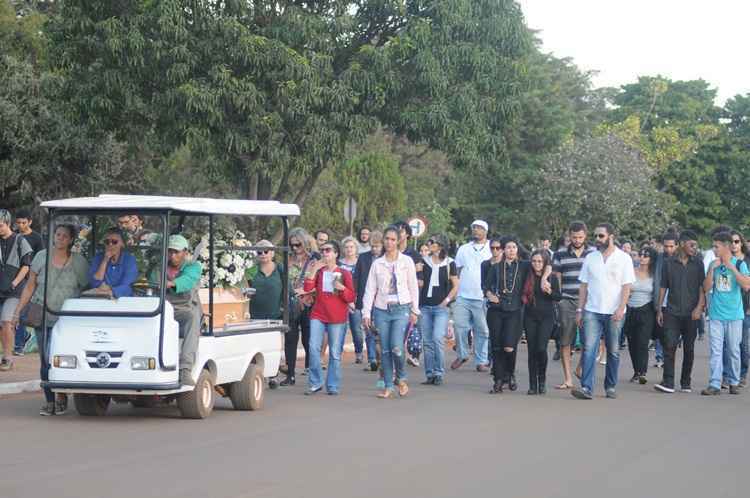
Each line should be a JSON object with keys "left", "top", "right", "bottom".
{"left": 0, "top": 379, "right": 41, "bottom": 396}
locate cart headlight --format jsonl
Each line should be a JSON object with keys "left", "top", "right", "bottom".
{"left": 53, "top": 355, "right": 77, "bottom": 369}
{"left": 131, "top": 356, "right": 156, "bottom": 370}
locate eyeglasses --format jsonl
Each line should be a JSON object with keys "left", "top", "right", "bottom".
{"left": 320, "top": 247, "right": 334, "bottom": 254}
{"left": 290, "top": 243, "right": 302, "bottom": 248}
{"left": 103, "top": 239, "right": 120, "bottom": 246}
{"left": 732, "top": 239, "right": 742, "bottom": 244}
{"left": 595, "top": 233, "right": 608, "bottom": 239}
{"left": 491, "top": 246, "right": 502, "bottom": 250}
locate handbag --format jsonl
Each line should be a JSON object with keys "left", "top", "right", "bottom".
{"left": 23, "top": 302, "right": 44, "bottom": 328}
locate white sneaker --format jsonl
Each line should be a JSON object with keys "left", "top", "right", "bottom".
{"left": 598, "top": 357, "right": 607, "bottom": 365}
{"left": 654, "top": 383, "right": 674, "bottom": 393}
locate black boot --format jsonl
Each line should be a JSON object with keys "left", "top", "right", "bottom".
{"left": 537, "top": 351, "right": 548, "bottom": 394}
{"left": 527, "top": 351, "right": 538, "bottom": 395}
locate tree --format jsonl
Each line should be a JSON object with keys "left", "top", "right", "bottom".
{"left": 46, "top": 0, "right": 532, "bottom": 219}
{"left": 526, "top": 134, "right": 672, "bottom": 240}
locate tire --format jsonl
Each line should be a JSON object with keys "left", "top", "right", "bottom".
{"left": 229, "top": 363, "right": 264, "bottom": 411}
{"left": 177, "top": 369, "right": 215, "bottom": 419}
{"left": 74, "top": 394, "right": 111, "bottom": 416}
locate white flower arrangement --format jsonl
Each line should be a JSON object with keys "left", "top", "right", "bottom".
{"left": 193, "top": 230, "right": 256, "bottom": 289}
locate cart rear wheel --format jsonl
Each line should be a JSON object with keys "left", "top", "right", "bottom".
{"left": 229, "top": 363, "right": 265, "bottom": 411}
{"left": 74, "top": 394, "right": 111, "bottom": 416}
{"left": 177, "top": 369, "right": 215, "bottom": 419}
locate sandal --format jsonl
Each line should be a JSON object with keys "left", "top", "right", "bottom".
{"left": 555, "top": 383, "right": 573, "bottom": 390}
{"left": 398, "top": 380, "right": 409, "bottom": 397}
{"left": 377, "top": 389, "right": 395, "bottom": 399}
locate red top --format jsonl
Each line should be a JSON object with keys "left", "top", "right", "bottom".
{"left": 304, "top": 266, "right": 356, "bottom": 323}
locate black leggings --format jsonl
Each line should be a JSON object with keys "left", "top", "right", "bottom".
{"left": 625, "top": 303, "right": 654, "bottom": 375}
{"left": 35, "top": 326, "right": 54, "bottom": 403}
{"left": 524, "top": 312, "right": 555, "bottom": 386}
{"left": 487, "top": 308, "right": 523, "bottom": 383}
{"left": 284, "top": 308, "right": 310, "bottom": 377}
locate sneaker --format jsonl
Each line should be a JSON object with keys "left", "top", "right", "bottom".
{"left": 680, "top": 386, "right": 692, "bottom": 393}
{"left": 653, "top": 360, "right": 663, "bottom": 369}
{"left": 605, "top": 388, "right": 617, "bottom": 399}
{"left": 369, "top": 361, "right": 378, "bottom": 372}
{"left": 433, "top": 376, "right": 444, "bottom": 386}
{"left": 54, "top": 396, "right": 68, "bottom": 415}
{"left": 304, "top": 386, "right": 322, "bottom": 395}
{"left": 301, "top": 368, "right": 309, "bottom": 376}
{"left": 355, "top": 354, "right": 363, "bottom": 364}
{"left": 421, "top": 377, "right": 435, "bottom": 385}
{"left": 654, "top": 384, "right": 675, "bottom": 393}
{"left": 638, "top": 375, "right": 648, "bottom": 385}
{"left": 179, "top": 369, "right": 195, "bottom": 386}
{"left": 12, "top": 350, "right": 24, "bottom": 357}
{"left": 629, "top": 374, "right": 639, "bottom": 383}
{"left": 721, "top": 381, "right": 729, "bottom": 390}
{"left": 552, "top": 350, "right": 561, "bottom": 361}
{"left": 598, "top": 357, "right": 607, "bottom": 366}
{"left": 729, "top": 385, "right": 741, "bottom": 395}
{"left": 0, "top": 358, "right": 14, "bottom": 371}
{"left": 571, "top": 388, "right": 593, "bottom": 400}
{"left": 701, "top": 386, "right": 721, "bottom": 396}
{"left": 648, "top": 341, "right": 656, "bottom": 351}
{"left": 39, "top": 402, "right": 55, "bottom": 416}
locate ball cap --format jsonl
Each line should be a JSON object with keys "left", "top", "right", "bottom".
{"left": 471, "top": 220, "right": 489, "bottom": 232}
{"left": 168, "top": 234, "right": 190, "bottom": 251}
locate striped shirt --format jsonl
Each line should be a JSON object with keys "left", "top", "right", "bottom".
{"left": 552, "top": 245, "right": 594, "bottom": 299}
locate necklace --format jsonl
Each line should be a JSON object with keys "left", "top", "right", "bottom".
{"left": 502, "top": 260, "right": 519, "bottom": 294}
{"left": 472, "top": 241, "right": 487, "bottom": 252}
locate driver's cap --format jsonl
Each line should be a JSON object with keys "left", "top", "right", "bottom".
{"left": 168, "top": 234, "right": 189, "bottom": 252}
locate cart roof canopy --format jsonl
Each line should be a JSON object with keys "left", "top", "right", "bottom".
{"left": 42, "top": 195, "right": 300, "bottom": 217}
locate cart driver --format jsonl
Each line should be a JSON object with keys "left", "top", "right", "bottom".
{"left": 160, "top": 234, "right": 202, "bottom": 386}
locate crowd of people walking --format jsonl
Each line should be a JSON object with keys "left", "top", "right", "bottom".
{"left": 278, "top": 219, "right": 750, "bottom": 400}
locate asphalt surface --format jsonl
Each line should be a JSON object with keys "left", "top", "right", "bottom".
{"left": 1, "top": 339, "right": 746, "bottom": 498}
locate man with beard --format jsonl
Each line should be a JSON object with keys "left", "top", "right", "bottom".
{"left": 572, "top": 223, "right": 635, "bottom": 400}
{"left": 357, "top": 226, "right": 371, "bottom": 254}
{"left": 552, "top": 221, "right": 593, "bottom": 389}
{"left": 654, "top": 230, "right": 705, "bottom": 393}
{"left": 652, "top": 232, "right": 679, "bottom": 367}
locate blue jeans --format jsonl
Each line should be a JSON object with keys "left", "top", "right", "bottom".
{"left": 348, "top": 309, "right": 364, "bottom": 355}
{"left": 580, "top": 311, "right": 624, "bottom": 393}
{"left": 452, "top": 297, "right": 489, "bottom": 365}
{"left": 709, "top": 319, "right": 742, "bottom": 389}
{"left": 373, "top": 304, "right": 410, "bottom": 390}
{"left": 741, "top": 315, "right": 750, "bottom": 380}
{"left": 420, "top": 305, "right": 449, "bottom": 379}
{"left": 655, "top": 339, "right": 664, "bottom": 362}
{"left": 308, "top": 319, "right": 346, "bottom": 393}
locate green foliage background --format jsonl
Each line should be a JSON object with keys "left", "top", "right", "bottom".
{"left": 2, "top": 0, "right": 748, "bottom": 246}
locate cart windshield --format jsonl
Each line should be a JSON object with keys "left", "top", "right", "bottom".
{"left": 44, "top": 211, "right": 167, "bottom": 317}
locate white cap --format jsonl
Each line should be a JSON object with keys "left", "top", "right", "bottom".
{"left": 471, "top": 219, "right": 489, "bottom": 232}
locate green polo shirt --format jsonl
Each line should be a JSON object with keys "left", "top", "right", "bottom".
{"left": 248, "top": 264, "right": 282, "bottom": 319}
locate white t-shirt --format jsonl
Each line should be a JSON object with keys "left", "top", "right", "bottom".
{"left": 579, "top": 248, "right": 636, "bottom": 314}
{"left": 454, "top": 241, "right": 492, "bottom": 300}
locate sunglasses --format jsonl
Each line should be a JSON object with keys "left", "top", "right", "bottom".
{"left": 258, "top": 250, "right": 272, "bottom": 255}
{"left": 491, "top": 245, "right": 502, "bottom": 250}
{"left": 320, "top": 247, "right": 334, "bottom": 254}
{"left": 103, "top": 239, "right": 120, "bottom": 246}
{"left": 290, "top": 243, "right": 302, "bottom": 248}
{"left": 732, "top": 239, "right": 742, "bottom": 244}
{"left": 595, "top": 233, "right": 608, "bottom": 239}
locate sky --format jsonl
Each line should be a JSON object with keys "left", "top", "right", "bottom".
{"left": 517, "top": 0, "right": 750, "bottom": 104}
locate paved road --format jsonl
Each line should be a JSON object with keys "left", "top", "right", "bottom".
{"left": 1, "top": 340, "right": 746, "bottom": 498}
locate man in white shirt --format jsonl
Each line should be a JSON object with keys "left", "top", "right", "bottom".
{"left": 572, "top": 223, "right": 635, "bottom": 400}
{"left": 450, "top": 220, "right": 492, "bottom": 371}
